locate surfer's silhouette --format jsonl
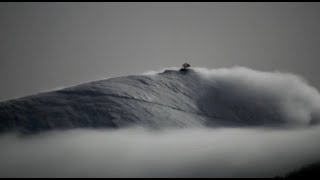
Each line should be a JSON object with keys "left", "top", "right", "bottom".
{"left": 180, "top": 63, "right": 191, "bottom": 72}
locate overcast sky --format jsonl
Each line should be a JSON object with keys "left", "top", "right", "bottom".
{"left": 1, "top": 2, "right": 320, "bottom": 101}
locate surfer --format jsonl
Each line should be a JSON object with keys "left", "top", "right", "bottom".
{"left": 180, "top": 63, "right": 191, "bottom": 71}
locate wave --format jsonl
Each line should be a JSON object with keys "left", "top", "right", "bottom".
{"left": 0, "top": 67, "right": 320, "bottom": 133}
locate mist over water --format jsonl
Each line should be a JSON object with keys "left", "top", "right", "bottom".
{"left": 1, "top": 127, "right": 320, "bottom": 178}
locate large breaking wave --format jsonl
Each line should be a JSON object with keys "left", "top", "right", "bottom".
{"left": 1, "top": 67, "right": 320, "bottom": 177}
{"left": 1, "top": 66, "right": 319, "bottom": 133}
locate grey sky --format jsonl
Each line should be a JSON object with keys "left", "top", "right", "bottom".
{"left": 1, "top": 2, "right": 320, "bottom": 101}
